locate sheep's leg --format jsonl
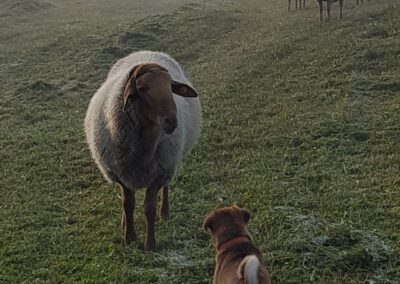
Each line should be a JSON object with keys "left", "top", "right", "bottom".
{"left": 318, "top": 0, "right": 323, "bottom": 22}
{"left": 295, "top": 0, "right": 298, "bottom": 9}
{"left": 339, "top": 0, "right": 344, "bottom": 19}
{"left": 144, "top": 183, "right": 161, "bottom": 251}
{"left": 288, "top": 0, "right": 291, "bottom": 11}
{"left": 160, "top": 186, "right": 169, "bottom": 220}
{"left": 120, "top": 185, "right": 136, "bottom": 244}
{"left": 303, "top": 0, "right": 305, "bottom": 8}
{"left": 327, "top": 0, "right": 332, "bottom": 22}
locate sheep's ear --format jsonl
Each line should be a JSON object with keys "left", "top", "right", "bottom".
{"left": 122, "top": 70, "right": 138, "bottom": 112}
{"left": 171, "top": 81, "right": 198, "bottom": 98}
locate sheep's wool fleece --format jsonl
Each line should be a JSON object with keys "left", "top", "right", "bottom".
{"left": 84, "top": 51, "right": 201, "bottom": 189}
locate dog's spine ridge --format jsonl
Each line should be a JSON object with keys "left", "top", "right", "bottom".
{"left": 238, "top": 255, "right": 260, "bottom": 284}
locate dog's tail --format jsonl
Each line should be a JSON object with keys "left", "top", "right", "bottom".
{"left": 237, "top": 255, "right": 261, "bottom": 284}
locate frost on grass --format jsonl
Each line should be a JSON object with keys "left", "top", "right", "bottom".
{"left": 126, "top": 250, "right": 204, "bottom": 283}
{"left": 0, "top": 0, "right": 54, "bottom": 17}
{"left": 160, "top": 251, "right": 195, "bottom": 268}
{"left": 275, "top": 206, "right": 394, "bottom": 280}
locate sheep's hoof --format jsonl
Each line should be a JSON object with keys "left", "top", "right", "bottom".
{"left": 144, "top": 240, "right": 156, "bottom": 251}
{"left": 121, "top": 215, "right": 137, "bottom": 244}
{"left": 160, "top": 211, "right": 169, "bottom": 220}
{"left": 124, "top": 232, "right": 137, "bottom": 245}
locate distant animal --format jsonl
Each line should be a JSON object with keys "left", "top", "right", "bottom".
{"left": 84, "top": 51, "right": 201, "bottom": 251}
{"left": 316, "top": 0, "right": 344, "bottom": 21}
{"left": 288, "top": 0, "right": 306, "bottom": 11}
{"left": 203, "top": 205, "right": 271, "bottom": 284}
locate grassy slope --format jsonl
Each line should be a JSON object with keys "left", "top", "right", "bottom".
{"left": 1, "top": 0, "right": 399, "bottom": 283}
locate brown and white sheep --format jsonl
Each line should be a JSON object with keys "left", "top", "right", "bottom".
{"left": 84, "top": 51, "right": 201, "bottom": 250}
{"left": 316, "top": 0, "right": 344, "bottom": 21}
{"left": 288, "top": 0, "right": 306, "bottom": 11}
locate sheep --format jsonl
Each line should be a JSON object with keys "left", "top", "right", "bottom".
{"left": 84, "top": 51, "right": 201, "bottom": 251}
{"left": 288, "top": 0, "right": 306, "bottom": 11}
{"left": 316, "top": 0, "right": 344, "bottom": 22}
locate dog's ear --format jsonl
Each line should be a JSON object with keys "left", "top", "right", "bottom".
{"left": 203, "top": 215, "right": 215, "bottom": 233}
{"left": 122, "top": 68, "right": 139, "bottom": 112}
{"left": 240, "top": 208, "right": 251, "bottom": 224}
{"left": 233, "top": 204, "right": 251, "bottom": 224}
{"left": 171, "top": 80, "right": 198, "bottom": 98}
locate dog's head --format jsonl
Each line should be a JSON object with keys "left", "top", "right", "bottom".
{"left": 203, "top": 205, "right": 251, "bottom": 248}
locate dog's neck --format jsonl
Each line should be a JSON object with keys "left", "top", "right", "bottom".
{"left": 216, "top": 236, "right": 251, "bottom": 251}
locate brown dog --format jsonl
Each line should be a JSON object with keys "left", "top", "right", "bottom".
{"left": 203, "top": 205, "right": 271, "bottom": 284}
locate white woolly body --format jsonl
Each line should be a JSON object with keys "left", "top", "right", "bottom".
{"left": 238, "top": 255, "right": 260, "bottom": 284}
{"left": 84, "top": 51, "right": 201, "bottom": 189}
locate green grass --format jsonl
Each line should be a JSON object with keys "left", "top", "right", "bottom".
{"left": 1, "top": 0, "right": 400, "bottom": 283}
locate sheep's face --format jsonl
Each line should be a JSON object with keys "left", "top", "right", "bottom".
{"left": 123, "top": 63, "right": 198, "bottom": 135}
{"left": 135, "top": 71, "right": 178, "bottom": 134}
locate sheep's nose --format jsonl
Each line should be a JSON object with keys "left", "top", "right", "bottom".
{"left": 163, "top": 116, "right": 177, "bottom": 134}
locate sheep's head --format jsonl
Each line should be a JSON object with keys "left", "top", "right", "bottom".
{"left": 123, "top": 63, "right": 198, "bottom": 134}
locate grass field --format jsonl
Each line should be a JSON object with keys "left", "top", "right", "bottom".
{"left": 1, "top": 0, "right": 400, "bottom": 283}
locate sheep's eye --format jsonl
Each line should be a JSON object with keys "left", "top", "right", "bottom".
{"left": 141, "top": 97, "right": 152, "bottom": 109}
{"left": 137, "top": 85, "right": 148, "bottom": 93}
